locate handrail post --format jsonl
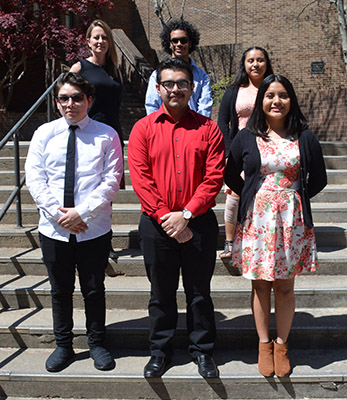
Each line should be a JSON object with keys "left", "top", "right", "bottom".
{"left": 47, "top": 91, "right": 53, "bottom": 122}
{"left": 13, "top": 132, "right": 23, "bottom": 228}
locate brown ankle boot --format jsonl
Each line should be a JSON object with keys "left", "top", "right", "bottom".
{"left": 274, "top": 341, "right": 291, "bottom": 377}
{"left": 258, "top": 341, "right": 274, "bottom": 377}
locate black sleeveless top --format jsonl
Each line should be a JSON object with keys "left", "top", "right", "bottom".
{"left": 80, "top": 59, "right": 123, "bottom": 144}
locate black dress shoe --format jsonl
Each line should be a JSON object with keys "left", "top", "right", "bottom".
{"left": 193, "top": 354, "right": 219, "bottom": 378}
{"left": 90, "top": 346, "right": 115, "bottom": 371}
{"left": 109, "top": 248, "right": 119, "bottom": 261}
{"left": 144, "top": 355, "right": 170, "bottom": 378}
{"left": 45, "top": 346, "right": 75, "bottom": 372}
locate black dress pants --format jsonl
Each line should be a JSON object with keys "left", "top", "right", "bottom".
{"left": 139, "top": 210, "right": 218, "bottom": 358}
{"left": 39, "top": 231, "right": 111, "bottom": 348}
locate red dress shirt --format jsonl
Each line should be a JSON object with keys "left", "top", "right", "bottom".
{"left": 128, "top": 106, "right": 225, "bottom": 224}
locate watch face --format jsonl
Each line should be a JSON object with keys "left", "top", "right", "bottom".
{"left": 183, "top": 209, "right": 192, "bottom": 219}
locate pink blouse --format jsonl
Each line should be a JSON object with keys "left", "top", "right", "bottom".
{"left": 235, "top": 86, "right": 258, "bottom": 129}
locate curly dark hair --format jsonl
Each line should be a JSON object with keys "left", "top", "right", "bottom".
{"left": 55, "top": 72, "right": 95, "bottom": 98}
{"left": 247, "top": 74, "right": 308, "bottom": 138}
{"left": 160, "top": 19, "right": 200, "bottom": 55}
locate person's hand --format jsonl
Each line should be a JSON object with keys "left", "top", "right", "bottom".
{"left": 175, "top": 227, "right": 193, "bottom": 243}
{"left": 67, "top": 221, "right": 89, "bottom": 234}
{"left": 160, "top": 211, "right": 188, "bottom": 238}
{"left": 58, "top": 207, "right": 88, "bottom": 233}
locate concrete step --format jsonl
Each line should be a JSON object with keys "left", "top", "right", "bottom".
{"left": 3, "top": 140, "right": 347, "bottom": 156}
{"left": 323, "top": 155, "right": 347, "bottom": 169}
{"left": 0, "top": 155, "right": 131, "bottom": 171}
{"left": 0, "top": 186, "right": 140, "bottom": 204}
{"left": 1, "top": 305, "right": 347, "bottom": 350}
{"left": 0, "top": 347, "right": 347, "bottom": 399}
{"left": 326, "top": 169, "right": 347, "bottom": 184}
{"left": 1, "top": 155, "right": 345, "bottom": 173}
{"left": 0, "top": 222, "right": 346, "bottom": 249}
{"left": 1, "top": 274, "right": 347, "bottom": 311}
{"left": 0, "top": 184, "right": 346, "bottom": 206}
{"left": 310, "top": 185, "right": 347, "bottom": 203}
{"left": 0, "top": 246, "right": 346, "bottom": 277}
{"left": 0, "top": 157, "right": 26, "bottom": 170}
{"left": 1, "top": 168, "right": 346, "bottom": 188}
{"left": 321, "top": 141, "right": 347, "bottom": 155}
{"left": 0, "top": 397, "right": 336, "bottom": 400}
{"left": 2, "top": 202, "right": 347, "bottom": 225}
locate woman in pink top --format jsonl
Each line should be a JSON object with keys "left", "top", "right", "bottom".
{"left": 218, "top": 47, "right": 274, "bottom": 260}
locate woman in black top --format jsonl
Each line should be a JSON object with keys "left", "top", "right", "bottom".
{"left": 70, "top": 19, "right": 123, "bottom": 148}
{"left": 217, "top": 47, "right": 273, "bottom": 261}
{"left": 71, "top": 20, "right": 124, "bottom": 259}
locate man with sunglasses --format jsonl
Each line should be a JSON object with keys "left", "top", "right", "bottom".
{"left": 25, "top": 72, "right": 123, "bottom": 372}
{"left": 129, "top": 58, "right": 225, "bottom": 379}
{"left": 145, "top": 19, "right": 213, "bottom": 117}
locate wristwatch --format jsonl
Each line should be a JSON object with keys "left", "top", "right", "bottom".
{"left": 182, "top": 208, "right": 193, "bottom": 220}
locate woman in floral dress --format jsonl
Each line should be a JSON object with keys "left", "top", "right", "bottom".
{"left": 225, "top": 75, "right": 327, "bottom": 377}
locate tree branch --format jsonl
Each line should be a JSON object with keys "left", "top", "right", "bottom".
{"left": 336, "top": 0, "right": 347, "bottom": 71}
{"left": 297, "top": 0, "right": 318, "bottom": 19}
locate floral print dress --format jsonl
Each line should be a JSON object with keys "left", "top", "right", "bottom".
{"left": 232, "top": 136, "right": 318, "bottom": 281}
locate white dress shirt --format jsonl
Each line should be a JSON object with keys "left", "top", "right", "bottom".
{"left": 25, "top": 115, "right": 123, "bottom": 242}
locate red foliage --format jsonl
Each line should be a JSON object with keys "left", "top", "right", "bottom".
{"left": 0, "top": 0, "right": 114, "bottom": 65}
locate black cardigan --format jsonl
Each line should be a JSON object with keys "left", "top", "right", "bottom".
{"left": 225, "top": 128, "right": 327, "bottom": 229}
{"left": 217, "top": 85, "right": 240, "bottom": 155}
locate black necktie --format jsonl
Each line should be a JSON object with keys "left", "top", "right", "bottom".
{"left": 64, "top": 125, "right": 78, "bottom": 207}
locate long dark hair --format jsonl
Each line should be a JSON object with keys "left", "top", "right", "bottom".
{"left": 247, "top": 74, "right": 308, "bottom": 138}
{"left": 233, "top": 46, "right": 273, "bottom": 87}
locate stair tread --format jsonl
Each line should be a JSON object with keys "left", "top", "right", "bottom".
{"left": 1, "top": 183, "right": 347, "bottom": 190}
{"left": 1, "top": 273, "right": 347, "bottom": 292}
{"left": 1, "top": 306, "right": 347, "bottom": 331}
{"left": 0, "top": 243, "right": 346, "bottom": 261}
{"left": 0, "top": 346, "right": 346, "bottom": 380}
{"left": 0, "top": 222, "right": 347, "bottom": 233}
{"left": 3, "top": 202, "right": 347, "bottom": 211}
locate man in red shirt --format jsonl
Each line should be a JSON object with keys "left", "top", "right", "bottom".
{"left": 128, "top": 58, "right": 225, "bottom": 378}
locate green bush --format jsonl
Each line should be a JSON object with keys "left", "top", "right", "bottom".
{"left": 211, "top": 76, "right": 234, "bottom": 105}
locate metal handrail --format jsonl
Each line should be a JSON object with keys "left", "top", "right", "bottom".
{"left": 112, "top": 34, "right": 148, "bottom": 84}
{"left": 0, "top": 33, "right": 149, "bottom": 227}
{"left": 0, "top": 73, "right": 63, "bottom": 227}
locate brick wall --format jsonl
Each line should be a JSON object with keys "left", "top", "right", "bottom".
{"left": 2, "top": 0, "right": 346, "bottom": 141}
{"left": 134, "top": 0, "right": 346, "bottom": 91}
{"left": 133, "top": 0, "right": 347, "bottom": 140}
{"left": 298, "top": 88, "right": 347, "bottom": 141}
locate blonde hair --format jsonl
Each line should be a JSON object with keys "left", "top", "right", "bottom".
{"left": 86, "top": 19, "right": 118, "bottom": 77}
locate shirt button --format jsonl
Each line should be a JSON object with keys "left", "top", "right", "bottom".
{"left": 178, "top": 171, "right": 181, "bottom": 174}
{"left": 179, "top": 188, "right": 182, "bottom": 192}
{"left": 176, "top": 154, "right": 180, "bottom": 158}
{"left": 176, "top": 138, "right": 179, "bottom": 141}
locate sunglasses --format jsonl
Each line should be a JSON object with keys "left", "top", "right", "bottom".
{"left": 159, "top": 79, "right": 190, "bottom": 91}
{"left": 170, "top": 37, "right": 189, "bottom": 45}
{"left": 56, "top": 94, "right": 86, "bottom": 105}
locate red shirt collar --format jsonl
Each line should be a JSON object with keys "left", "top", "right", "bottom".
{"left": 154, "top": 104, "right": 202, "bottom": 125}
